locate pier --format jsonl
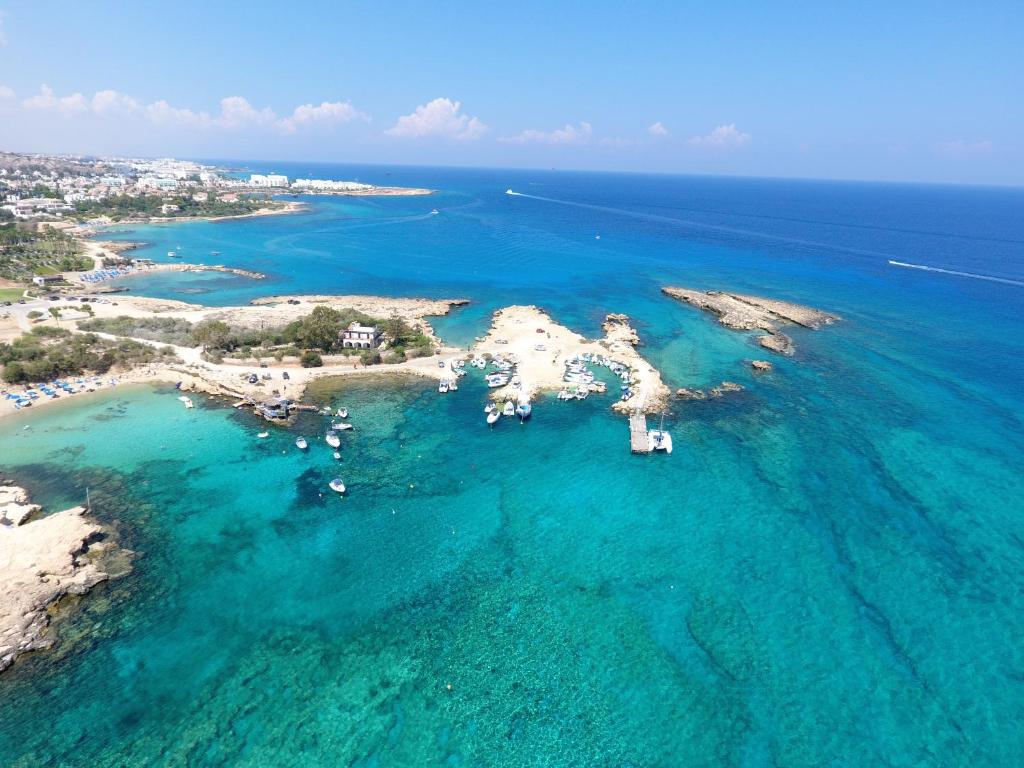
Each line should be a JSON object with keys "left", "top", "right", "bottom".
{"left": 629, "top": 411, "right": 651, "bottom": 454}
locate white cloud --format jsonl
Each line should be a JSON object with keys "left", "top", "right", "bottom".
{"left": 686, "top": 123, "right": 751, "bottom": 149}
{"left": 278, "top": 100, "right": 367, "bottom": 133}
{"left": 502, "top": 121, "right": 592, "bottom": 145}
{"left": 91, "top": 89, "right": 141, "bottom": 116}
{"left": 217, "top": 96, "right": 276, "bottom": 128}
{"left": 13, "top": 82, "right": 371, "bottom": 138}
{"left": 386, "top": 98, "right": 486, "bottom": 140}
{"left": 648, "top": 121, "right": 669, "bottom": 137}
{"left": 934, "top": 139, "right": 993, "bottom": 156}
{"left": 22, "top": 84, "right": 89, "bottom": 115}
{"left": 145, "top": 99, "right": 212, "bottom": 127}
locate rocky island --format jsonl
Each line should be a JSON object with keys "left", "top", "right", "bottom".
{"left": 0, "top": 485, "right": 128, "bottom": 673}
{"left": 661, "top": 286, "right": 839, "bottom": 355}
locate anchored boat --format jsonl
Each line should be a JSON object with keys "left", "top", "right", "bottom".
{"left": 295, "top": 436, "right": 308, "bottom": 450}
{"left": 325, "top": 430, "right": 341, "bottom": 448}
{"left": 329, "top": 478, "right": 346, "bottom": 494}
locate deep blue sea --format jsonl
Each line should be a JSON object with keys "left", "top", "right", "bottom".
{"left": 1, "top": 165, "right": 1023, "bottom": 766}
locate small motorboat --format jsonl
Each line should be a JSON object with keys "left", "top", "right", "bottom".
{"left": 448, "top": 378, "right": 458, "bottom": 391}
{"left": 484, "top": 402, "right": 496, "bottom": 414}
{"left": 502, "top": 401, "right": 515, "bottom": 417}
{"left": 177, "top": 395, "right": 194, "bottom": 409}
{"left": 516, "top": 403, "right": 532, "bottom": 420}
{"left": 486, "top": 410, "right": 500, "bottom": 425}
{"left": 329, "top": 478, "right": 346, "bottom": 494}
{"left": 430, "top": 208, "right": 439, "bottom": 215}
{"left": 257, "top": 432, "right": 269, "bottom": 438}
{"left": 325, "top": 431, "right": 341, "bottom": 448}
{"left": 438, "top": 379, "right": 449, "bottom": 393}
{"left": 332, "top": 451, "right": 341, "bottom": 460}
{"left": 336, "top": 407, "right": 348, "bottom": 418}
{"left": 295, "top": 436, "right": 308, "bottom": 450}
{"left": 331, "top": 422, "right": 353, "bottom": 431}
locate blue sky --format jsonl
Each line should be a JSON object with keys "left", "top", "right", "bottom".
{"left": 0, "top": 1, "right": 1020, "bottom": 184}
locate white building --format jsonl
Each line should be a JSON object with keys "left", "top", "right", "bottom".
{"left": 292, "top": 178, "right": 373, "bottom": 192}
{"left": 340, "top": 323, "right": 382, "bottom": 349}
{"left": 249, "top": 173, "right": 289, "bottom": 188}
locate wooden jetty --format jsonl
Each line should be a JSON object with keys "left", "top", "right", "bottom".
{"left": 629, "top": 411, "right": 651, "bottom": 454}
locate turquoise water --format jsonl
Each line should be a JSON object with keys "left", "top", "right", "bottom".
{"left": 2, "top": 168, "right": 1023, "bottom": 765}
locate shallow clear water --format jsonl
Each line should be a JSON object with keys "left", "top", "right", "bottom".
{"left": 1, "top": 168, "right": 1023, "bottom": 766}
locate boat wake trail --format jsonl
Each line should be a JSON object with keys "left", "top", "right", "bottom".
{"left": 504, "top": 189, "right": 895, "bottom": 259}
{"left": 887, "top": 260, "right": 1024, "bottom": 287}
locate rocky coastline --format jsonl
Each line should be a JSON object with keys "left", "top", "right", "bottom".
{"left": 0, "top": 483, "right": 130, "bottom": 674}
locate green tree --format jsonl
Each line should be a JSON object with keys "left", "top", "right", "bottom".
{"left": 300, "top": 350, "right": 323, "bottom": 367}
{"left": 192, "top": 319, "right": 232, "bottom": 349}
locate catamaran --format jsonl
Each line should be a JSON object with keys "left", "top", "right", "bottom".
{"left": 648, "top": 412, "right": 673, "bottom": 454}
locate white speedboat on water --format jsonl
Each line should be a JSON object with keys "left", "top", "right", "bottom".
{"left": 484, "top": 402, "right": 496, "bottom": 414}
{"left": 336, "top": 407, "right": 348, "bottom": 418}
{"left": 325, "top": 430, "right": 341, "bottom": 448}
{"left": 486, "top": 410, "right": 500, "bottom": 425}
{"left": 295, "top": 436, "right": 308, "bottom": 450}
{"left": 329, "top": 478, "right": 346, "bottom": 494}
{"left": 177, "top": 395, "right": 194, "bottom": 409}
{"left": 331, "top": 422, "right": 353, "bottom": 431}
{"left": 333, "top": 451, "right": 341, "bottom": 460}
{"left": 257, "top": 431, "right": 269, "bottom": 438}
{"left": 516, "top": 403, "right": 532, "bottom": 420}
{"left": 502, "top": 401, "right": 515, "bottom": 417}
{"left": 439, "top": 379, "right": 449, "bottom": 394}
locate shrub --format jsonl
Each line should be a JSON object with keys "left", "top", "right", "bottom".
{"left": 300, "top": 351, "right": 323, "bottom": 367}
{"left": 358, "top": 350, "right": 381, "bottom": 366}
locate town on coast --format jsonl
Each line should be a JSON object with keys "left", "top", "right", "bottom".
{"left": 0, "top": 151, "right": 841, "bottom": 676}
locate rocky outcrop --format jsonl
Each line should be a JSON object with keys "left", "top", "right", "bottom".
{"left": 0, "top": 487, "right": 129, "bottom": 674}
{"left": 662, "top": 286, "right": 838, "bottom": 354}
{"left": 676, "top": 381, "right": 745, "bottom": 400}
{"left": 751, "top": 360, "right": 773, "bottom": 372}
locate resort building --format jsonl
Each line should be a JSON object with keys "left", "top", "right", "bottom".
{"left": 340, "top": 322, "right": 382, "bottom": 349}
{"left": 249, "top": 174, "right": 289, "bottom": 188}
{"left": 32, "top": 275, "right": 64, "bottom": 286}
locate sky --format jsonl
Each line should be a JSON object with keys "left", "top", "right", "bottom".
{"left": 0, "top": 1, "right": 1021, "bottom": 185}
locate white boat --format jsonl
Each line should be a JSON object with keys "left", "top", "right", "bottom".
{"left": 502, "top": 401, "right": 515, "bottom": 417}
{"left": 439, "top": 379, "right": 449, "bottom": 394}
{"left": 336, "top": 408, "right": 348, "bottom": 418}
{"left": 333, "top": 451, "right": 341, "bottom": 460}
{"left": 331, "top": 422, "right": 353, "bottom": 431}
{"left": 484, "top": 403, "right": 496, "bottom": 414}
{"left": 486, "top": 410, "right": 500, "bottom": 425}
{"left": 325, "top": 431, "right": 341, "bottom": 448}
{"left": 329, "top": 478, "right": 346, "bottom": 494}
{"left": 257, "top": 431, "right": 269, "bottom": 438}
{"left": 649, "top": 430, "right": 674, "bottom": 454}
{"left": 448, "top": 378, "right": 458, "bottom": 391}
{"left": 177, "top": 395, "right": 194, "bottom": 409}
{"left": 517, "top": 403, "right": 532, "bottom": 420}
{"left": 167, "top": 250, "right": 177, "bottom": 258}
{"left": 295, "top": 436, "right": 308, "bottom": 450}
{"left": 430, "top": 208, "right": 439, "bottom": 215}
{"left": 648, "top": 414, "right": 673, "bottom": 454}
